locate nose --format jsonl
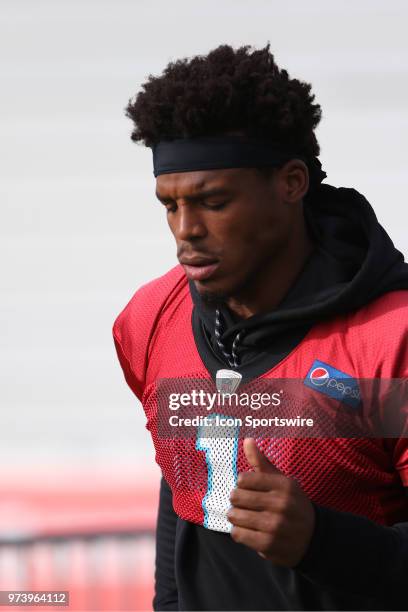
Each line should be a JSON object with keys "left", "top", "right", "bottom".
{"left": 172, "top": 204, "right": 207, "bottom": 242}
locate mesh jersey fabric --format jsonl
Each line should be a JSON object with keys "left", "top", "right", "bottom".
{"left": 113, "top": 264, "right": 408, "bottom": 532}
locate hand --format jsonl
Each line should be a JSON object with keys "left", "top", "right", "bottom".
{"left": 227, "top": 438, "right": 315, "bottom": 567}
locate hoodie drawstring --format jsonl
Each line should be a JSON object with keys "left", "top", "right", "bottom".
{"left": 214, "top": 308, "right": 243, "bottom": 369}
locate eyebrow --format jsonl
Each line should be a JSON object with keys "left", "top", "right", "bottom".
{"left": 155, "top": 187, "right": 230, "bottom": 203}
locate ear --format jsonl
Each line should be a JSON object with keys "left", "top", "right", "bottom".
{"left": 276, "top": 159, "right": 309, "bottom": 203}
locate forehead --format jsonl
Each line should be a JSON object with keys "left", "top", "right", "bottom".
{"left": 155, "top": 168, "right": 247, "bottom": 198}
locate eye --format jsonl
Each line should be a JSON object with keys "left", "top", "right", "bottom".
{"left": 202, "top": 200, "right": 228, "bottom": 210}
{"left": 163, "top": 202, "right": 177, "bottom": 213}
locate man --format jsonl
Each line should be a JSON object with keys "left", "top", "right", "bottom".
{"left": 113, "top": 44, "right": 408, "bottom": 610}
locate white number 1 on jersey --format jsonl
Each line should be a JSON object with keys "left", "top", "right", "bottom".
{"left": 196, "top": 414, "right": 240, "bottom": 533}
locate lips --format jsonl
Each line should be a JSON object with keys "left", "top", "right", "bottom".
{"left": 180, "top": 256, "right": 220, "bottom": 281}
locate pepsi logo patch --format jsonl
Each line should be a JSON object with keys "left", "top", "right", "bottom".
{"left": 304, "top": 360, "right": 361, "bottom": 410}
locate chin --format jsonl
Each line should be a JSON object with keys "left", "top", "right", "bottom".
{"left": 195, "top": 280, "right": 232, "bottom": 305}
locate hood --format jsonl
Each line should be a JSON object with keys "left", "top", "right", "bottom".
{"left": 189, "top": 183, "right": 408, "bottom": 367}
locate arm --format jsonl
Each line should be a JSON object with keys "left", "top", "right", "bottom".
{"left": 296, "top": 396, "right": 408, "bottom": 602}
{"left": 228, "top": 440, "right": 408, "bottom": 608}
{"left": 113, "top": 301, "right": 179, "bottom": 608}
{"left": 153, "top": 478, "right": 179, "bottom": 611}
{"left": 295, "top": 500, "right": 408, "bottom": 607}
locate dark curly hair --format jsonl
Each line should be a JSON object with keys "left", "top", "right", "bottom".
{"left": 126, "top": 44, "right": 322, "bottom": 160}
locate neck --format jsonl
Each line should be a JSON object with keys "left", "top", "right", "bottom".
{"left": 225, "top": 214, "right": 313, "bottom": 319}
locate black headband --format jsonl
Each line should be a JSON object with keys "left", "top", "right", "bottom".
{"left": 152, "top": 136, "right": 327, "bottom": 189}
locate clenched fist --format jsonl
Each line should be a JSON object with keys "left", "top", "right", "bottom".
{"left": 227, "top": 438, "right": 315, "bottom": 567}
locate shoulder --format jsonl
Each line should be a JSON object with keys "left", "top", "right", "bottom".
{"left": 112, "top": 264, "right": 188, "bottom": 345}
{"left": 112, "top": 264, "right": 189, "bottom": 398}
{"left": 345, "top": 290, "right": 408, "bottom": 376}
{"left": 349, "top": 290, "right": 408, "bottom": 331}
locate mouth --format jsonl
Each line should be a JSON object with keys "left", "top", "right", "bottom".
{"left": 180, "top": 257, "right": 220, "bottom": 281}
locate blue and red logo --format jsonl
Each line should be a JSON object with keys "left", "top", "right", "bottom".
{"left": 309, "top": 366, "right": 330, "bottom": 386}
{"left": 304, "top": 360, "right": 361, "bottom": 409}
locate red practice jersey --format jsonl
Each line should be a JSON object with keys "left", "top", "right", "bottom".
{"left": 113, "top": 265, "right": 408, "bottom": 532}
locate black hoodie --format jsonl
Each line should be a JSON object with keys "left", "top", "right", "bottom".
{"left": 190, "top": 184, "right": 408, "bottom": 381}
{"left": 154, "top": 184, "right": 408, "bottom": 611}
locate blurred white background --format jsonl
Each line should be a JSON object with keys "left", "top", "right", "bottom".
{"left": 1, "top": 0, "right": 407, "bottom": 471}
